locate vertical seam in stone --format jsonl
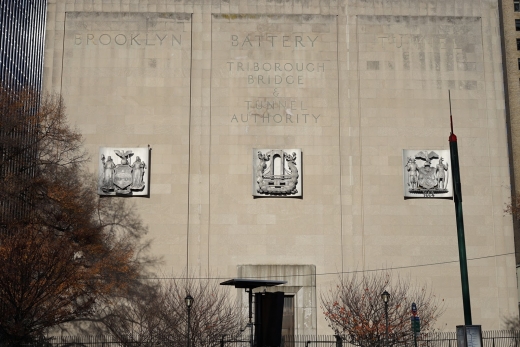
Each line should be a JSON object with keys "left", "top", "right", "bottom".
{"left": 187, "top": 12, "right": 194, "bottom": 272}
{"left": 336, "top": 14, "right": 344, "bottom": 277}
{"left": 356, "top": 14, "right": 366, "bottom": 270}
{"left": 208, "top": 10, "right": 213, "bottom": 272}
{"left": 59, "top": 13, "right": 66, "bottom": 95}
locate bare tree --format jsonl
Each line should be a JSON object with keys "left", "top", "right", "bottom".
{"left": 0, "top": 87, "right": 153, "bottom": 345}
{"left": 96, "top": 274, "right": 243, "bottom": 347}
{"left": 321, "top": 271, "right": 445, "bottom": 347}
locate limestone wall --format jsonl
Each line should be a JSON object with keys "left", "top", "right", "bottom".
{"left": 44, "top": 0, "right": 516, "bottom": 332}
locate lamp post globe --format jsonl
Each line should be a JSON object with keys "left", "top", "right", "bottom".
{"left": 185, "top": 294, "right": 194, "bottom": 309}
{"left": 381, "top": 290, "right": 390, "bottom": 304}
{"left": 185, "top": 294, "right": 194, "bottom": 347}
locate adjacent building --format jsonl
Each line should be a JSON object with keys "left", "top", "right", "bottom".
{"left": 1, "top": 0, "right": 47, "bottom": 224}
{"left": 1, "top": 0, "right": 47, "bottom": 90}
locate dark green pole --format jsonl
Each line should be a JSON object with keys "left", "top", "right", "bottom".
{"left": 449, "top": 91, "right": 472, "bottom": 325}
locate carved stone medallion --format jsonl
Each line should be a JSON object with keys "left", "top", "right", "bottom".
{"left": 252, "top": 149, "right": 302, "bottom": 197}
{"left": 402, "top": 149, "right": 452, "bottom": 199}
{"left": 98, "top": 147, "right": 149, "bottom": 196}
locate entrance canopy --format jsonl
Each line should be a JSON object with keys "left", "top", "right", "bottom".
{"left": 220, "top": 278, "right": 287, "bottom": 289}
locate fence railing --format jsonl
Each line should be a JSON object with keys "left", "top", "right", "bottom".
{"left": 2, "top": 331, "right": 520, "bottom": 347}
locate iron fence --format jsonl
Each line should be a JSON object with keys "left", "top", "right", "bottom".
{"left": 2, "top": 331, "right": 520, "bottom": 347}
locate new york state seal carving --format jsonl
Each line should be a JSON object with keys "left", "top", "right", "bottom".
{"left": 98, "top": 147, "right": 149, "bottom": 196}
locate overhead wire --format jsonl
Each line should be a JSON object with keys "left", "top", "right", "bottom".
{"left": 139, "top": 251, "right": 516, "bottom": 281}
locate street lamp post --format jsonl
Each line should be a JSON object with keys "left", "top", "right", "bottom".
{"left": 185, "top": 294, "right": 194, "bottom": 347}
{"left": 381, "top": 290, "right": 390, "bottom": 347}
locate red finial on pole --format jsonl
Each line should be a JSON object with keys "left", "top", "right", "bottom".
{"left": 449, "top": 90, "right": 457, "bottom": 142}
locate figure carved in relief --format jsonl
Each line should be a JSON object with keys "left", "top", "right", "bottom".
{"left": 435, "top": 157, "right": 449, "bottom": 190}
{"left": 101, "top": 155, "right": 116, "bottom": 192}
{"left": 131, "top": 156, "right": 147, "bottom": 190}
{"left": 284, "top": 151, "right": 299, "bottom": 194}
{"left": 405, "top": 157, "right": 419, "bottom": 190}
{"left": 256, "top": 151, "right": 271, "bottom": 193}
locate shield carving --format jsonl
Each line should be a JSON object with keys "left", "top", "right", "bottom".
{"left": 417, "top": 166, "right": 437, "bottom": 189}
{"left": 113, "top": 165, "right": 132, "bottom": 190}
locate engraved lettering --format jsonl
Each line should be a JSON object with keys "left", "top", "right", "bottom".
{"left": 378, "top": 36, "right": 387, "bottom": 48}
{"left": 172, "top": 35, "right": 181, "bottom": 45}
{"left": 131, "top": 34, "right": 141, "bottom": 45}
{"left": 243, "top": 35, "right": 252, "bottom": 47}
{"left": 226, "top": 61, "right": 325, "bottom": 73}
{"left": 115, "top": 34, "right": 127, "bottom": 45}
{"left": 440, "top": 38, "right": 446, "bottom": 50}
{"left": 308, "top": 36, "right": 318, "bottom": 47}
{"left": 245, "top": 74, "right": 304, "bottom": 85}
{"left": 230, "top": 34, "right": 319, "bottom": 48}
{"left": 231, "top": 110, "right": 321, "bottom": 124}
{"left": 395, "top": 34, "right": 402, "bottom": 48}
{"left": 74, "top": 33, "right": 182, "bottom": 46}
{"left": 245, "top": 100, "right": 309, "bottom": 111}
{"left": 146, "top": 34, "right": 155, "bottom": 45}
{"left": 99, "top": 34, "right": 111, "bottom": 45}
{"left": 87, "top": 34, "right": 96, "bottom": 45}
{"left": 157, "top": 34, "right": 167, "bottom": 45}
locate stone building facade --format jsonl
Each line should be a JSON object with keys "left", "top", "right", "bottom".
{"left": 44, "top": 0, "right": 516, "bottom": 333}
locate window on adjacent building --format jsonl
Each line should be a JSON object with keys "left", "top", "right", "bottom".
{"left": 516, "top": 19, "right": 520, "bottom": 30}
{"left": 515, "top": 0, "right": 520, "bottom": 12}
{"left": 517, "top": 38, "right": 520, "bottom": 50}
{"left": 517, "top": 58, "right": 520, "bottom": 69}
